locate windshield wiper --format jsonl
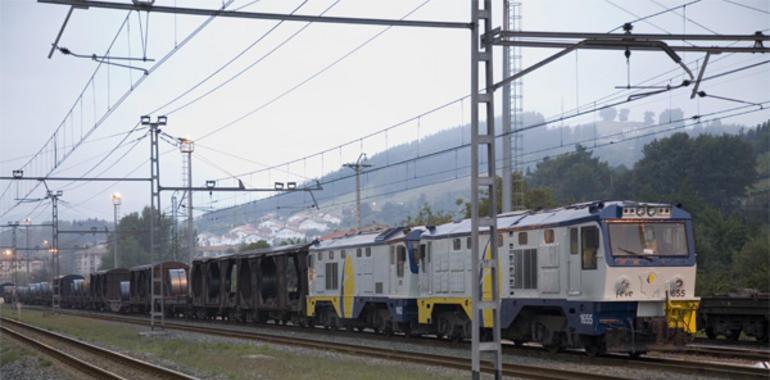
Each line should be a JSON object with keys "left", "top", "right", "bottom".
{"left": 616, "top": 247, "right": 655, "bottom": 261}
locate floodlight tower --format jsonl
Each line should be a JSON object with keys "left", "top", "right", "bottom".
{"left": 179, "top": 137, "right": 194, "bottom": 263}
{"left": 141, "top": 114, "right": 167, "bottom": 330}
{"left": 111, "top": 192, "right": 122, "bottom": 268}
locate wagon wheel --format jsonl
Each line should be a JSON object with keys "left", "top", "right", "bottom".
{"left": 727, "top": 328, "right": 742, "bottom": 341}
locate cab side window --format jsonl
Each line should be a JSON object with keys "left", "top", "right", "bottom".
{"left": 581, "top": 226, "right": 599, "bottom": 270}
{"left": 396, "top": 245, "right": 406, "bottom": 278}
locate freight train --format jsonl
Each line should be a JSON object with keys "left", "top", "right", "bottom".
{"left": 9, "top": 201, "right": 713, "bottom": 355}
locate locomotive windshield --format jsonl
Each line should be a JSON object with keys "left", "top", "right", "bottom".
{"left": 608, "top": 222, "right": 688, "bottom": 257}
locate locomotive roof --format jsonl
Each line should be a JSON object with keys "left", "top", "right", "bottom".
{"left": 311, "top": 227, "right": 408, "bottom": 250}
{"left": 421, "top": 201, "right": 690, "bottom": 239}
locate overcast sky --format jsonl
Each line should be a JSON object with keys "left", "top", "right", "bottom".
{"left": 1, "top": 0, "right": 769, "bottom": 225}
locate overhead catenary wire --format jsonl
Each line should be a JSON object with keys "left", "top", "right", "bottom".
{"left": 196, "top": 0, "right": 434, "bottom": 141}
{"left": 722, "top": 0, "right": 770, "bottom": 16}
{"left": 30, "top": 0, "right": 308, "bottom": 210}
{"left": 9, "top": 2, "right": 764, "bottom": 223}
{"left": 1, "top": 0, "right": 247, "bottom": 219}
{"left": 214, "top": 57, "right": 770, "bottom": 184}
{"left": 204, "top": 100, "right": 769, "bottom": 212}
{"left": 205, "top": 103, "right": 768, "bottom": 222}
{"left": 152, "top": 0, "right": 316, "bottom": 115}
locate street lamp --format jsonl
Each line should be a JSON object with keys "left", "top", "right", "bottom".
{"left": 111, "top": 193, "right": 122, "bottom": 268}
{"left": 24, "top": 218, "right": 31, "bottom": 285}
{"left": 4, "top": 249, "right": 15, "bottom": 287}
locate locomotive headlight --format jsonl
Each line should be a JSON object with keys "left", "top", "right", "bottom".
{"left": 646, "top": 207, "right": 656, "bottom": 217}
{"left": 636, "top": 207, "right": 645, "bottom": 217}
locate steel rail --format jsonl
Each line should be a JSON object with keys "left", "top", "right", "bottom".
{"left": 1, "top": 324, "right": 127, "bottom": 379}
{"left": 0, "top": 317, "right": 197, "bottom": 380}
{"left": 19, "top": 309, "right": 620, "bottom": 380}
{"left": 42, "top": 306, "right": 770, "bottom": 379}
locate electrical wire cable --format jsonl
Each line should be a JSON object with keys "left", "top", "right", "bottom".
{"left": 196, "top": 0, "right": 434, "bottom": 141}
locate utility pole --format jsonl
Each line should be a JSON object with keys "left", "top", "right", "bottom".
{"left": 47, "top": 189, "right": 62, "bottom": 311}
{"left": 179, "top": 137, "right": 194, "bottom": 263}
{"left": 471, "top": 1, "right": 503, "bottom": 379}
{"left": 111, "top": 192, "right": 122, "bottom": 268}
{"left": 171, "top": 193, "right": 179, "bottom": 262}
{"left": 502, "top": 0, "right": 524, "bottom": 212}
{"left": 9, "top": 222, "right": 19, "bottom": 286}
{"left": 343, "top": 153, "right": 371, "bottom": 229}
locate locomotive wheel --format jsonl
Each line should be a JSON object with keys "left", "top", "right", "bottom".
{"left": 583, "top": 336, "right": 605, "bottom": 357}
{"left": 376, "top": 309, "right": 393, "bottom": 336}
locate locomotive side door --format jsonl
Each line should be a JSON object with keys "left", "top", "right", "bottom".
{"left": 567, "top": 227, "right": 581, "bottom": 295}
{"left": 418, "top": 243, "right": 430, "bottom": 293}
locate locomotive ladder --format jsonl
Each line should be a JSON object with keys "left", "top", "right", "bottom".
{"left": 149, "top": 122, "right": 165, "bottom": 330}
{"left": 470, "top": 1, "right": 503, "bottom": 379}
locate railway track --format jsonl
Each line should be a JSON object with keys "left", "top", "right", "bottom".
{"left": 7, "top": 309, "right": 620, "bottom": 380}
{"left": 0, "top": 316, "right": 197, "bottom": 380}
{"left": 678, "top": 344, "right": 770, "bottom": 362}
{"left": 17, "top": 306, "right": 770, "bottom": 379}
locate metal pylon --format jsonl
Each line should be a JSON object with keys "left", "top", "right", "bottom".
{"left": 470, "top": 1, "right": 502, "bottom": 379}
{"left": 508, "top": 1, "right": 525, "bottom": 211}
{"left": 149, "top": 121, "right": 165, "bottom": 330}
{"left": 50, "top": 193, "right": 60, "bottom": 312}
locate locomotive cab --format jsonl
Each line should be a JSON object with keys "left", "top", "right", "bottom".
{"left": 496, "top": 201, "right": 699, "bottom": 355}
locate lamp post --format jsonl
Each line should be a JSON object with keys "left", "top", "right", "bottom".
{"left": 4, "top": 249, "right": 15, "bottom": 290}
{"left": 179, "top": 137, "right": 194, "bottom": 263}
{"left": 111, "top": 192, "right": 122, "bottom": 268}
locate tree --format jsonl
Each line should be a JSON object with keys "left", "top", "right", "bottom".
{"left": 101, "top": 206, "right": 175, "bottom": 270}
{"left": 732, "top": 230, "right": 770, "bottom": 293}
{"left": 527, "top": 145, "right": 615, "bottom": 204}
{"left": 599, "top": 107, "right": 617, "bottom": 122}
{"left": 629, "top": 133, "right": 756, "bottom": 211}
{"left": 239, "top": 240, "right": 270, "bottom": 252}
{"left": 402, "top": 203, "right": 454, "bottom": 226}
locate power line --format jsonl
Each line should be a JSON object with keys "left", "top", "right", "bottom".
{"left": 1, "top": 0, "right": 246, "bottom": 218}
{"left": 203, "top": 100, "right": 769, "bottom": 214}
{"left": 722, "top": 0, "right": 770, "bottom": 15}
{"left": 161, "top": 0, "right": 342, "bottom": 116}
{"left": 196, "top": 0, "right": 434, "bottom": 141}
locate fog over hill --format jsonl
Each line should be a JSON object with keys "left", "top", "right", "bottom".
{"left": 196, "top": 107, "right": 746, "bottom": 248}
